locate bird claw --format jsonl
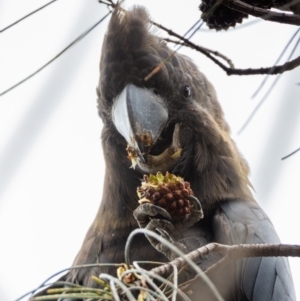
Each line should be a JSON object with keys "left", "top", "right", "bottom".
{"left": 144, "top": 219, "right": 188, "bottom": 260}
{"left": 155, "top": 227, "right": 189, "bottom": 259}
{"left": 133, "top": 203, "right": 171, "bottom": 228}
{"left": 173, "top": 195, "right": 204, "bottom": 230}
{"left": 133, "top": 204, "right": 178, "bottom": 259}
{"left": 133, "top": 196, "right": 203, "bottom": 260}
{"left": 144, "top": 219, "right": 174, "bottom": 254}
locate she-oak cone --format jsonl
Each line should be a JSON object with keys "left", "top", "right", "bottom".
{"left": 137, "top": 172, "right": 194, "bottom": 219}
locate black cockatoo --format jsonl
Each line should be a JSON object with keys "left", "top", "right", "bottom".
{"left": 47, "top": 5, "right": 296, "bottom": 301}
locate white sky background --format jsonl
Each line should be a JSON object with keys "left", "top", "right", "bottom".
{"left": 0, "top": 0, "right": 300, "bottom": 300}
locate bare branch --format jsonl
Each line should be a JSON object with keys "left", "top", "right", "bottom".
{"left": 152, "top": 21, "right": 300, "bottom": 77}
{"left": 28, "top": 242, "right": 300, "bottom": 301}
{"left": 223, "top": 0, "right": 300, "bottom": 26}
{"left": 98, "top": 0, "right": 117, "bottom": 8}
{"left": 163, "top": 37, "right": 234, "bottom": 68}
{"left": 151, "top": 243, "right": 300, "bottom": 277}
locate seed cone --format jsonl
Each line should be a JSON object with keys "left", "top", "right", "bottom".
{"left": 137, "top": 172, "right": 194, "bottom": 219}
{"left": 200, "top": 0, "right": 247, "bottom": 30}
{"left": 200, "top": 0, "right": 288, "bottom": 30}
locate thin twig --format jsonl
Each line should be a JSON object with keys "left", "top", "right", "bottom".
{"left": 238, "top": 34, "right": 300, "bottom": 134}
{"left": 252, "top": 28, "right": 300, "bottom": 99}
{"left": 144, "top": 19, "right": 203, "bottom": 81}
{"left": 163, "top": 38, "right": 234, "bottom": 68}
{"left": 99, "top": 0, "right": 118, "bottom": 9}
{"left": 201, "top": 47, "right": 234, "bottom": 68}
{"left": 0, "top": 11, "right": 111, "bottom": 97}
{"left": 152, "top": 21, "right": 300, "bottom": 77}
{"left": 282, "top": 147, "right": 300, "bottom": 159}
{"left": 0, "top": 0, "right": 58, "bottom": 33}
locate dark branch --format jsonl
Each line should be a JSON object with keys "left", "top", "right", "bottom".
{"left": 223, "top": 0, "right": 300, "bottom": 26}
{"left": 163, "top": 37, "right": 234, "bottom": 68}
{"left": 152, "top": 21, "right": 300, "bottom": 77}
